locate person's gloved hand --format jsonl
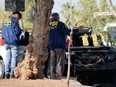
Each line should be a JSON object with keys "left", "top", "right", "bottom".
{"left": 88, "top": 28, "right": 92, "bottom": 33}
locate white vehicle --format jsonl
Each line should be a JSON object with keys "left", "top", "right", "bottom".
{"left": 102, "top": 22, "right": 116, "bottom": 46}
{"left": 0, "top": 29, "right": 5, "bottom": 79}
{"left": 0, "top": 46, "right": 5, "bottom": 79}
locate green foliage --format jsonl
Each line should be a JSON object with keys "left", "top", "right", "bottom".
{"left": 22, "top": 0, "right": 35, "bottom": 28}
{"left": 78, "top": 0, "right": 98, "bottom": 27}
{"left": 61, "top": 0, "right": 116, "bottom": 34}
{"left": 99, "top": 0, "right": 108, "bottom": 11}
{"left": 61, "top": 2, "right": 79, "bottom": 27}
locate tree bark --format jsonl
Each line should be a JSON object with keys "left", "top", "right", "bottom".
{"left": 14, "top": 0, "right": 54, "bottom": 80}
{"left": 106, "top": 0, "right": 116, "bottom": 17}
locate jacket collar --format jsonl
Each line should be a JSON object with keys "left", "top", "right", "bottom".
{"left": 9, "top": 16, "right": 18, "bottom": 23}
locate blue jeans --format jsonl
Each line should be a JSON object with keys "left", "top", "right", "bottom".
{"left": 5, "top": 44, "right": 19, "bottom": 76}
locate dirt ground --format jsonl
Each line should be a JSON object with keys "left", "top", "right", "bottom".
{"left": 0, "top": 78, "right": 91, "bottom": 87}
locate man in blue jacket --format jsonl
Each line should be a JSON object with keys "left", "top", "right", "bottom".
{"left": 2, "top": 11, "right": 22, "bottom": 79}
{"left": 48, "top": 13, "right": 79, "bottom": 79}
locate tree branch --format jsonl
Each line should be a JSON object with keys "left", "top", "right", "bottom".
{"left": 106, "top": 0, "right": 116, "bottom": 17}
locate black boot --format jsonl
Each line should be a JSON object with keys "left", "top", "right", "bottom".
{"left": 5, "top": 74, "right": 10, "bottom": 79}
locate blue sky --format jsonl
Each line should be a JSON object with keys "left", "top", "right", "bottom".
{"left": 52, "top": 0, "right": 77, "bottom": 13}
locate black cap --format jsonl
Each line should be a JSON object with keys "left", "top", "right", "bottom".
{"left": 13, "top": 11, "right": 22, "bottom": 19}
{"left": 51, "top": 12, "right": 60, "bottom": 20}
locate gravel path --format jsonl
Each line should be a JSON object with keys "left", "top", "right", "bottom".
{"left": 0, "top": 78, "right": 91, "bottom": 87}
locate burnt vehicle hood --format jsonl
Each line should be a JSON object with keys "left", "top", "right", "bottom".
{"left": 66, "top": 46, "right": 116, "bottom": 71}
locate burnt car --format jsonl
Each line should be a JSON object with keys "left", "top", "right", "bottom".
{"left": 65, "top": 27, "right": 116, "bottom": 85}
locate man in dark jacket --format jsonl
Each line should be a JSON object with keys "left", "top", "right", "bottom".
{"left": 2, "top": 11, "right": 22, "bottom": 79}
{"left": 48, "top": 13, "right": 79, "bottom": 79}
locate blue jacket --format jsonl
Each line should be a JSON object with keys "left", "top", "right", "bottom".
{"left": 48, "top": 20, "right": 78, "bottom": 50}
{"left": 2, "top": 16, "right": 21, "bottom": 46}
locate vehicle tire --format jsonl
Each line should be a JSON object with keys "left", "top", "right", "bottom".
{"left": 0, "top": 60, "right": 5, "bottom": 79}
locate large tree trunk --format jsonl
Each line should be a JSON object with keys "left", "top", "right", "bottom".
{"left": 14, "top": 0, "right": 54, "bottom": 80}
{"left": 106, "top": 0, "right": 116, "bottom": 17}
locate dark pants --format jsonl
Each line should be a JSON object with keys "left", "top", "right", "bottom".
{"left": 50, "top": 49, "right": 65, "bottom": 79}
{"left": 44, "top": 51, "right": 50, "bottom": 77}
